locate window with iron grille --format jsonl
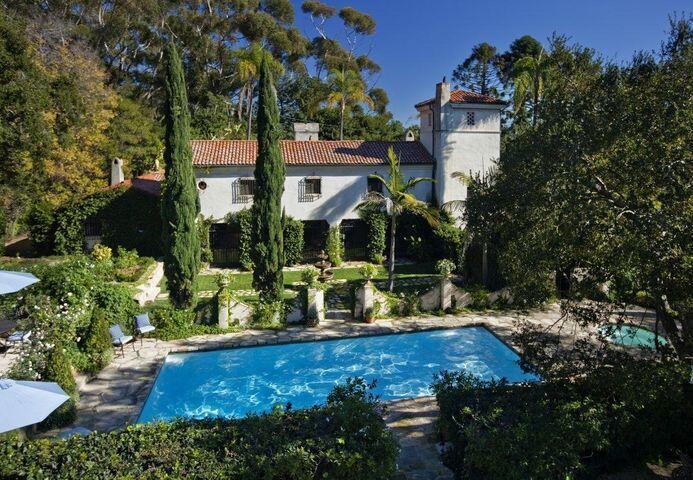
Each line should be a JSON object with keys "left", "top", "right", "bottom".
{"left": 466, "top": 111, "right": 475, "bottom": 126}
{"left": 367, "top": 177, "right": 383, "bottom": 194}
{"left": 305, "top": 177, "right": 321, "bottom": 195}
{"left": 239, "top": 178, "right": 255, "bottom": 196}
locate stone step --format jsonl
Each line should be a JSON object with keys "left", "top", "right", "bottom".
{"left": 326, "top": 309, "right": 352, "bottom": 320}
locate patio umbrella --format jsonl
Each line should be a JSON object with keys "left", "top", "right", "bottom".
{"left": 0, "top": 270, "right": 39, "bottom": 295}
{"left": 0, "top": 378, "right": 70, "bottom": 433}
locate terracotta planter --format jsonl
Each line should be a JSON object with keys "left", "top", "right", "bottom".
{"left": 364, "top": 314, "right": 375, "bottom": 324}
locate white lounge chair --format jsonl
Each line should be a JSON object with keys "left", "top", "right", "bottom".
{"left": 134, "top": 313, "right": 156, "bottom": 345}
{"left": 109, "top": 324, "right": 134, "bottom": 356}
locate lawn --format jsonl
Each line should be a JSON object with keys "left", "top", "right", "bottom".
{"left": 158, "top": 262, "right": 438, "bottom": 293}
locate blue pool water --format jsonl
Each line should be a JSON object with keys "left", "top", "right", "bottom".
{"left": 599, "top": 324, "right": 667, "bottom": 349}
{"left": 138, "top": 327, "right": 537, "bottom": 423}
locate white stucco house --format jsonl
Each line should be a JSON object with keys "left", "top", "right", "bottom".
{"left": 113, "top": 81, "right": 504, "bottom": 264}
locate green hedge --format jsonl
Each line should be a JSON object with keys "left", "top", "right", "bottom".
{"left": 0, "top": 379, "right": 399, "bottom": 480}
{"left": 283, "top": 215, "right": 304, "bottom": 266}
{"left": 360, "top": 207, "right": 387, "bottom": 263}
{"left": 433, "top": 360, "right": 692, "bottom": 479}
{"left": 227, "top": 208, "right": 254, "bottom": 270}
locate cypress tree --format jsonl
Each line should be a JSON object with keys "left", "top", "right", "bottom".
{"left": 161, "top": 42, "right": 200, "bottom": 308}
{"left": 252, "top": 55, "right": 285, "bottom": 302}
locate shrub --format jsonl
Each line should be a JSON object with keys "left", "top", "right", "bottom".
{"left": 360, "top": 208, "right": 387, "bottom": 263}
{"left": 197, "top": 215, "right": 214, "bottom": 265}
{"left": 359, "top": 263, "right": 379, "bottom": 280}
{"left": 114, "top": 246, "right": 139, "bottom": 270}
{"left": 81, "top": 309, "right": 113, "bottom": 374}
{"left": 301, "top": 267, "right": 320, "bottom": 288}
{"left": 435, "top": 259, "right": 456, "bottom": 277}
{"left": 398, "top": 291, "right": 421, "bottom": 316}
{"left": 91, "top": 283, "right": 139, "bottom": 333}
{"left": 27, "top": 201, "right": 56, "bottom": 255}
{"left": 325, "top": 226, "right": 343, "bottom": 267}
{"left": 228, "top": 209, "right": 254, "bottom": 270}
{"left": 433, "top": 222, "right": 467, "bottom": 272}
{"left": 39, "top": 343, "right": 77, "bottom": 430}
{"left": 91, "top": 244, "right": 112, "bottom": 262}
{"left": 283, "top": 216, "right": 304, "bottom": 266}
{"left": 253, "top": 300, "right": 285, "bottom": 326}
{"left": 148, "top": 304, "right": 223, "bottom": 340}
{"left": 432, "top": 360, "right": 692, "bottom": 480}
{"left": 0, "top": 379, "right": 398, "bottom": 479}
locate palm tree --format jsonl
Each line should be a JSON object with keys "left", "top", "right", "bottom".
{"left": 512, "top": 48, "right": 551, "bottom": 126}
{"left": 233, "top": 43, "right": 284, "bottom": 139}
{"left": 326, "top": 68, "right": 373, "bottom": 140}
{"left": 356, "top": 147, "right": 438, "bottom": 291}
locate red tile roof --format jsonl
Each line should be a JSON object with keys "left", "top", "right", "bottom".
{"left": 131, "top": 171, "right": 163, "bottom": 196}
{"left": 191, "top": 140, "right": 434, "bottom": 167}
{"left": 415, "top": 89, "right": 505, "bottom": 108}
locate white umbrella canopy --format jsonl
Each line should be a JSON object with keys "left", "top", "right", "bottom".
{"left": 0, "top": 270, "right": 39, "bottom": 295}
{"left": 0, "top": 379, "right": 70, "bottom": 433}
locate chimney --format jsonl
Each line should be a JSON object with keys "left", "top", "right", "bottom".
{"left": 293, "top": 122, "right": 319, "bottom": 141}
{"left": 405, "top": 129, "right": 416, "bottom": 141}
{"left": 111, "top": 158, "right": 124, "bottom": 185}
{"left": 435, "top": 78, "right": 451, "bottom": 109}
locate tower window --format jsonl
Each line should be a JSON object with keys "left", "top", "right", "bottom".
{"left": 466, "top": 111, "right": 475, "bottom": 126}
{"left": 427, "top": 112, "right": 432, "bottom": 126}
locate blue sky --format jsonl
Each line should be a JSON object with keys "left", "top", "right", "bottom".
{"left": 291, "top": 0, "right": 690, "bottom": 125}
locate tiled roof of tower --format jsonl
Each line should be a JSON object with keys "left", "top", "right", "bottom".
{"left": 414, "top": 89, "right": 506, "bottom": 108}
{"left": 191, "top": 140, "right": 434, "bottom": 166}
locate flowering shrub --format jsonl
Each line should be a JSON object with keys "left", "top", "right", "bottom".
{"left": 91, "top": 244, "right": 112, "bottom": 262}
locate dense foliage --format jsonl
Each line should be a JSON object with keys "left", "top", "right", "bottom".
{"left": 465, "top": 18, "right": 693, "bottom": 356}
{"left": 161, "top": 42, "right": 201, "bottom": 308}
{"left": 433, "top": 358, "right": 692, "bottom": 479}
{"left": 28, "top": 185, "right": 162, "bottom": 257}
{"left": 0, "top": 379, "right": 398, "bottom": 479}
{"left": 325, "top": 226, "right": 344, "bottom": 266}
{"left": 252, "top": 56, "right": 285, "bottom": 302}
{"left": 283, "top": 214, "right": 305, "bottom": 266}
{"left": 360, "top": 207, "right": 387, "bottom": 264}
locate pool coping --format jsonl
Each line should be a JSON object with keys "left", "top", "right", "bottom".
{"left": 135, "top": 323, "right": 531, "bottom": 424}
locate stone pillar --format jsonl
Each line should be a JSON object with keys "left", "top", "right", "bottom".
{"left": 111, "top": 158, "right": 124, "bottom": 185}
{"left": 218, "top": 295, "right": 230, "bottom": 328}
{"left": 354, "top": 281, "right": 375, "bottom": 320}
{"left": 440, "top": 277, "right": 453, "bottom": 311}
{"left": 306, "top": 288, "right": 325, "bottom": 326}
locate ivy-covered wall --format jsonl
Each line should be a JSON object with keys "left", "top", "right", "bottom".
{"left": 29, "top": 185, "right": 162, "bottom": 257}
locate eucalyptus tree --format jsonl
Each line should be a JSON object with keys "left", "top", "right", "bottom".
{"left": 356, "top": 147, "right": 438, "bottom": 291}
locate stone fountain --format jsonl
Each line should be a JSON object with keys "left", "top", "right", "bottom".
{"left": 314, "top": 250, "right": 333, "bottom": 283}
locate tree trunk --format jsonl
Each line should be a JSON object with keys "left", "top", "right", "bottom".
{"left": 246, "top": 85, "right": 254, "bottom": 140}
{"left": 339, "top": 99, "right": 345, "bottom": 141}
{"left": 388, "top": 212, "right": 396, "bottom": 291}
{"left": 656, "top": 295, "right": 692, "bottom": 358}
{"left": 481, "top": 241, "right": 488, "bottom": 287}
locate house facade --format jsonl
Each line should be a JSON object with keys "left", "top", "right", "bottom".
{"left": 190, "top": 81, "right": 503, "bottom": 264}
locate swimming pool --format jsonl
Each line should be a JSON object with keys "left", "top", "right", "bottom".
{"left": 138, "top": 326, "right": 537, "bottom": 423}
{"left": 599, "top": 324, "right": 667, "bottom": 349}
